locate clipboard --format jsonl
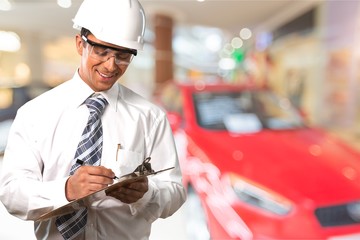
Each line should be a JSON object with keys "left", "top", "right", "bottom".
{"left": 35, "top": 159, "right": 174, "bottom": 222}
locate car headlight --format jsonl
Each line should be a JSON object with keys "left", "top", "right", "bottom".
{"left": 228, "top": 174, "right": 293, "bottom": 216}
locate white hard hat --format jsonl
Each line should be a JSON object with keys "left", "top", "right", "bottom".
{"left": 73, "top": 0, "right": 146, "bottom": 50}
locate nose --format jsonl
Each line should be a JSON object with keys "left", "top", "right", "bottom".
{"left": 103, "top": 55, "right": 118, "bottom": 71}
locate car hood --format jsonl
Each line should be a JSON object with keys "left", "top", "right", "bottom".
{"left": 186, "top": 127, "right": 360, "bottom": 205}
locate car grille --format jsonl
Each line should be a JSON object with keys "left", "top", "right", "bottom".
{"left": 315, "top": 202, "right": 360, "bottom": 227}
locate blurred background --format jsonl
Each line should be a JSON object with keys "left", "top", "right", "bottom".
{"left": 1, "top": 0, "right": 360, "bottom": 239}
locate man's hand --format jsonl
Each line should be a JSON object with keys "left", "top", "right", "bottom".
{"left": 65, "top": 166, "right": 115, "bottom": 201}
{"left": 106, "top": 176, "right": 148, "bottom": 204}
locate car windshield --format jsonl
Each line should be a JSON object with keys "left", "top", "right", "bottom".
{"left": 193, "top": 89, "right": 304, "bottom": 133}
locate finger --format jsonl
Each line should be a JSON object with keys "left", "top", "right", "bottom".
{"left": 122, "top": 176, "right": 147, "bottom": 188}
{"left": 119, "top": 186, "right": 146, "bottom": 199}
{"left": 87, "top": 174, "right": 114, "bottom": 185}
{"left": 87, "top": 182, "right": 111, "bottom": 192}
{"left": 107, "top": 186, "right": 145, "bottom": 200}
{"left": 86, "top": 166, "right": 116, "bottom": 179}
{"left": 128, "top": 177, "right": 148, "bottom": 190}
{"left": 107, "top": 190, "right": 141, "bottom": 204}
{"left": 127, "top": 182, "right": 148, "bottom": 193}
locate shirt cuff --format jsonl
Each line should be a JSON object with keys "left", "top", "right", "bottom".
{"left": 41, "top": 176, "right": 70, "bottom": 209}
{"left": 129, "top": 179, "right": 156, "bottom": 217}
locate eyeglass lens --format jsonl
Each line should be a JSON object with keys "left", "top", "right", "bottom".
{"left": 88, "top": 42, "right": 134, "bottom": 65}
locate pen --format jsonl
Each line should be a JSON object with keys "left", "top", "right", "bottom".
{"left": 77, "top": 158, "right": 117, "bottom": 179}
{"left": 116, "top": 144, "right": 121, "bottom": 161}
{"left": 76, "top": 159, "right": 84, "bottom": 165}
{"left": 114, "top": 144, "right": 121, "bottom": 178}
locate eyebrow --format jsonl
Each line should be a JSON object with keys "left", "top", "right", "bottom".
{"left": 82, "top": 35, "right": 137, "bottom": 56}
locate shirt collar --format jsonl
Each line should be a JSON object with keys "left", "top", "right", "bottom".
{"left": 72, "top": 69, "right": 119, "bottom": 111}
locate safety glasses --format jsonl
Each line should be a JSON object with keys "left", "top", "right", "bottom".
{"left": 82, "top": 35, "right": 137, "bottom": 66}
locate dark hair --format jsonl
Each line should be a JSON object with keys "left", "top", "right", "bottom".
{"left": 80, "top": 28, "right": 91, "bottom": 47}
{"left": 80, "top": 28, "right": 91, "bottom": 37}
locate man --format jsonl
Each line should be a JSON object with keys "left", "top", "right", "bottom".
{"left": 0, "top": 0, "right": 186, "bottom": 239}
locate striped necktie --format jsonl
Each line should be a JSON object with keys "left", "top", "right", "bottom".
{"left": 55, "top": 94, "right": 108, "bottom": 240}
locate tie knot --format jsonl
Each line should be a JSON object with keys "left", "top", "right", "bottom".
{"left": 85, "top": 94, "right": 108, "bottom": 115}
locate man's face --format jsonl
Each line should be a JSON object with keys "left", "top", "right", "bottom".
{"left": 75, "top": 34, "right": 131, "bottom": 92}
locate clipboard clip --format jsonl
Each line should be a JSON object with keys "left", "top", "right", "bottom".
{"left": 134, "top": 157, "right": 154, "bottom": 176}
{"left": 113, "top": 156, "right": 174, "bottom": 180}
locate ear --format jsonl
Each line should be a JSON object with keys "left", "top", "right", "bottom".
{"left": 75, "top": 34, "right": 83, "bottom": 55}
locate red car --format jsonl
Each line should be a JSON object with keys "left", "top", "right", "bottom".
{"left": 157, "top": 82, "right": 360, "bottom": 239}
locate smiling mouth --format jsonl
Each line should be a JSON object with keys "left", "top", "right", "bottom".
{"left": 98, "top": 70, "right": 115, "bottom": 79}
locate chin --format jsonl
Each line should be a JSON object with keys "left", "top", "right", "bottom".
{"left": 95, "top": 79, "right": 116, "bottom": 91}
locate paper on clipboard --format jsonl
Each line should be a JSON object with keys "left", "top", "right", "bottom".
{"left": 35, "top": 166, "right": 174, "bottom": 222}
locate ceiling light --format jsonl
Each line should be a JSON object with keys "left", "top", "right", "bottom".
{"left": 239, "top": 28, "right": 252, "bottom": 40}
{"left": 219, "top": 58, "right": 236, "bottom": 70}
{"left": 222, "top": 43, "right": 234, "bottom": 56}
{"left": 0, "top": 31, "right": 21, "bottom": 52}
{"left": 57, "top": 0, "right": 72, "bottom": 8}
{"left": 0, "top": 0, "right": 12, "bottom": 11}
{"left": 231, "top": 37, "right": 243, "bottom": 49}
{"left": 205, "top": 34, "right": 222, "bottom": 52}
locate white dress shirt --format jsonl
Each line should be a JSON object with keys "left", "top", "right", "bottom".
{"left": 0, "top": 71, "right": 186, "bottom": 240}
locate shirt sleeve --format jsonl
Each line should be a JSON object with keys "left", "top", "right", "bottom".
{"left": 0, "top": 107, "right": 70, "bottom": 220}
